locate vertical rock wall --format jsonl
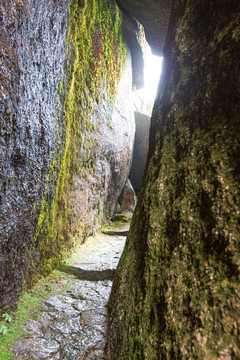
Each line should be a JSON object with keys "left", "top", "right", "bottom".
{"left": 107, "top": 0, "right": 240, "bottom": 359}
{"left": 0, "top": 0, "right": 134, "bottom": 313}
{"left": 129, "top": 111, "right": 150, "bottom": 194}
{"left": 0, "top": 0, "right": 70, "bottom": 313}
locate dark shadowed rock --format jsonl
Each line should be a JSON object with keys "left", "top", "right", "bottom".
{"left": 117, "top": 0, "right": 173, "bottom": 54}
{"left": 106, "top": 0, "right": 240, "bottom": 359}
{"left": 120, "top": 5, "right": 145, "bottom": 89}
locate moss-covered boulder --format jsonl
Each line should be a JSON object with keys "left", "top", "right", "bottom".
{"left": 106, "top": 0, "right": 240, "bottom": 358}
{"left": 0, "top": 0, "right": 135, "bottom": 313}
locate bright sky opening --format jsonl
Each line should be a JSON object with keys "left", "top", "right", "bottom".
{"left": 134, "top": 45, "right": 163, "bottom": 114}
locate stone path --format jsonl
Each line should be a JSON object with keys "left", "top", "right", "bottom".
{"left": 12, "top": 222, "right": 129, "bottom": 360}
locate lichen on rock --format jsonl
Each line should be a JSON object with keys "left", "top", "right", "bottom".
{"left": 0, "top": 0, "right": 135, "bottom": 313}
{"left": 106, "top": 0, "right": 240, "bottom": 359}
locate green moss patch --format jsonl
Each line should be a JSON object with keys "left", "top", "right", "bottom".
{"left": 29, "top": 0, "right": 127, "bottom": 280}
{"left": 106, "top": 1, "right": 240, "bottom": 359}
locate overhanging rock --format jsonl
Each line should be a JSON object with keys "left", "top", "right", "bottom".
{"left": 117, "top": 0, "right": 173, "bottom": 55}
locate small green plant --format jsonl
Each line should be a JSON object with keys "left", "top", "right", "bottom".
{"left": 0, "top": 313, "right": 12, "bottom": 335}
{"left": 0, "top": 324, "right": 7, "bottom": 335}
{"left": 2, "top": 314, "right": 12, "bottom": 323}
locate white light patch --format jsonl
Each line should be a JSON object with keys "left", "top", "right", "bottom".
{"left": 137, "top": 45, "right": 163, "bottom": 111}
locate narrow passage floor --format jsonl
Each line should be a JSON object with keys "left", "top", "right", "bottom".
{"left": 12, "top": 221, "right": 129, "bottom": 360}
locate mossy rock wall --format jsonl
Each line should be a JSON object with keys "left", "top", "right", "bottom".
{"left": 107, "top": 0, "right": 240, "bottom": 359}
{"left": 0, "top": 0, "right": 133, "bottom": 313}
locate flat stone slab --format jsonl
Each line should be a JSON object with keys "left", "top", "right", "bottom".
{"left": 66, "top": 233, "right": 126, "bottom": 272}
{"left": 12, "top": 223, "right": 127, "bottom": 359}
{"left": 13, "top": 280, "right": 112, "bottom": 359}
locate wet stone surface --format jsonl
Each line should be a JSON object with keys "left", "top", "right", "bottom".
{"left": 62, "top": 232, "right": 127, "bottom": 276}
{"left": 12, "top": 226, "right": 129, "bottom": 359}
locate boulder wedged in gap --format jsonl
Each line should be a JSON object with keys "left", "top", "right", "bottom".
{"left": 129, "top": 111, "right": 150, "bottom": 194}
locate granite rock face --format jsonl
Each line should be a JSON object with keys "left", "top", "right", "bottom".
{"left": 75, "top": 52, "right": 135, "bottom": 231}
{"left": 129, "top": 111, "right": 150, "bottom": 194}
{"left": 0, "top": 0, "right": 70, "bottom": 313}
{"left": 0, "top": 0, "right": 135, "bottom": 313}
{"left": 107, "top": 1, "right": 240, "bottom": 359}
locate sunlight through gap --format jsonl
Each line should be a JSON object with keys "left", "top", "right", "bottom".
{"left": 133, "top": 45, "right": 163, "bottom": 115}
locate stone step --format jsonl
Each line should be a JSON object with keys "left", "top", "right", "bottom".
{"left": 101, "top": 222, "right": 130, "bottom": 236}
{"left": 102, "top": 229, "right": 129, "bottom": 236}
{"left": 61, "top": 264, "right": 116, "bottom": 281}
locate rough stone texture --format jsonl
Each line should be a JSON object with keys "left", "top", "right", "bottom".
{"left": 12, "top": 224, "right": 127, "bottom": 359}
{"left": 13, "top": 281, "right": 111, "bottom": 359}
{"left": 0, "top": 0, "right": 134, "bottom": 313}
{"left": 67, "top": 51, "right": 135, "bottom": 244}
{"left": 91, "top": 53, "right": 135, "bottom": 222}
{"left": 0, "top": 0, "right": 70, "bottom": 313}
{"left": 106, "top": 1, "right": 240, "bottom": 359}
{"left": 129, "top": 111, "right": 150, "bottom": 194}
{"left": 62, "top": 230, "right": 128, "bottom": 280}
{"left": 117, "top": 0, "right": 173, "bottom": 54}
